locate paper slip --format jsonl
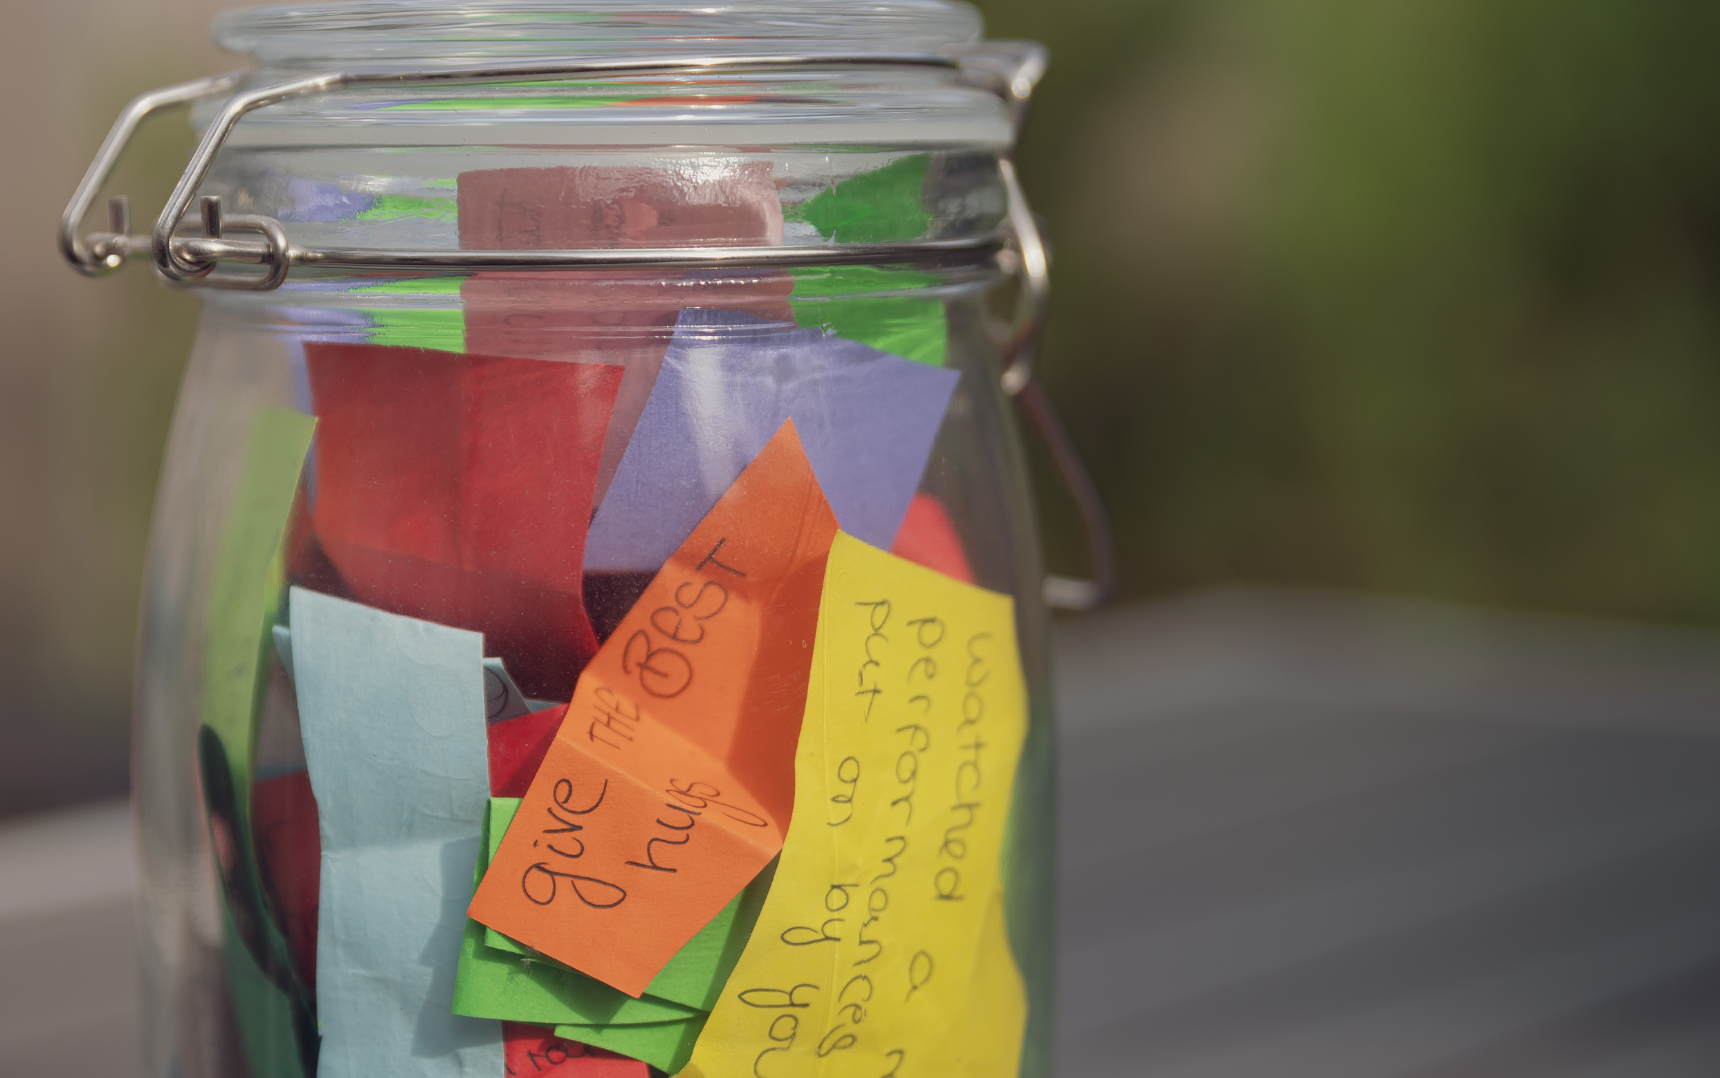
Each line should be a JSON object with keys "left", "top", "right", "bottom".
{"left": 485, "top": 656, "right": 556, "bottom": 723}
{"left": 470, "top": 421, "right": 839, "bottom": 997}
{"left": 202, "top": 408, "right": 316, "bottom": 858}
{"left": 457, "top": 164, "right": 783, "bottom": 250}
{"left": 503, "top": 1023, "right": 647, "bottom": 1078}
{"left": 305, "top": 343, "right": 623, "bottom": 698}
{"left": 461, "top": 270, "right": 795, "bottom": 510}
{"left": 889, "top": 491, "right": 975, "bottom": 585}
{"left": 553, "top": 1017, "right": 706, "bottom": 1075}
{"left": 471, "top": 798, "right": 776, "bottom": 1009}
{"left": 276, "top": 624, "right": 544, "bottom": 724}
{"left": 489, "top": 705, "right": 569, "bottom": 799}
{"left": 683, "top": 533, "right": 1030, "bottom": 1078}
{"left": 583, "top": 308, "right": 960, "bottom": 573}
{"left": 930, "top": 887, "right": 1029, "bottom": 1078}
{"left": 456, "top": 161, "right": 787, "bottom": 515}
{"left": 787, "top": 265, "right": 947, "bottom": 367}
{"left": 250, "top": 770, "right": 319, "bottom": 991}
{"left": 290, "top": 587, "right": 503, "bottom": 1078}
{"left": 276, "top": 622, "right": 552, "bottom": 792}
{"left": 454, "top": 799, "right": 702, "bottom": 1029}
{"left": 456, "top": 804, "right": 760, "bottom": 1076}
{"left": 794, "top": 155, "right": 932, "bottom": 245}
{"left": 199, "top": 407, "right": 318, "bottom": 1078}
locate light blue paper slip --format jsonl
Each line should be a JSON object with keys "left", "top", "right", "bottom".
{"left": 289, "top": 586, "right": 504, "bottom": 1078}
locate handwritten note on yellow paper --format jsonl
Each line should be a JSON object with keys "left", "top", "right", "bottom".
{"left": 682, "top": 532, "right": 1029, "bottom": 1078}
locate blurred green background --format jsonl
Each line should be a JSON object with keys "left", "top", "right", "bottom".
{"left": 5, "top": 0, "right": 1719, "bottom": 816}
{"left": 1006, "top": 0, "right": 1720, "bottom": 619}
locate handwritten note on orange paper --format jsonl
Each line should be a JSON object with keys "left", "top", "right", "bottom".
{"left": 469, "top": 420, "right": 839, "bottom": 997}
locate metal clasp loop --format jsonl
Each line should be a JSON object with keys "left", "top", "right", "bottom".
{"left": 178, "top": 196, "right": 292, "bottom": 291}
{"left": 980, "top": 49, "right": 1119, "bottom": 611}
{"left": 58, "top": 72, "right": 245, "bottom": 278}
{"left": 998, "top": 159, "right": 1050, "bottom": 396}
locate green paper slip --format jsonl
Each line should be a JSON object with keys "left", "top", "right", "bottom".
{"left": 485, "top": 794, "right": 780, "bottom": 1010}
{"left": 349, "top": 276, "right": 467, "bottom": 295}
{"left": 201, "top": 407, "right": 319, "bottom": 1078}
{"left": 455, "top": 900, "right": 697, "bottom": 1026}
{"left": 479, "top": 797, "right": 777, "bottom": 1011}
{"left": 553, "top": 1017, "right": 707, "bottom": 1075}
{"left": 454, "top": 801, "right": 699, "bottom": 1027}
{"left": 355, "top": 194, "right": 456, "bottom": 223}
{"left": 221, "top": 895, "right": 312, "bottom": 1078}
{"left": 360, "top": 307, "right": 465, "bottom": 352}
{"left": 789, "top": 265, "right": 946, "bottom": 367}
{"left": 202, "top": 407, "right": 317, "bottom": 812}
{"left": 790, "top": 154, "right": 932, "bottom": 244}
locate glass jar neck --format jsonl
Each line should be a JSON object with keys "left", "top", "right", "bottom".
{"left": 214, "top": 0, "right": 984, "bottom": 76}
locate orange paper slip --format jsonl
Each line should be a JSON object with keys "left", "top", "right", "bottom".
{"left": 469, "top": 420, "right": 840, "bottom": 997}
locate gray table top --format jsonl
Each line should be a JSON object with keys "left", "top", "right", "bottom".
{"left": 7, "top": 587, "right": 1720, "bottom": 1077}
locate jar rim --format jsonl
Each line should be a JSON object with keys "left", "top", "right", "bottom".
{"left": 215, "top": 0, "right": 984, "bottom": 67}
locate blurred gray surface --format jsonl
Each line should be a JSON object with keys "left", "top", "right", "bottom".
{"left": 1057, "top": 589, "right": 1720, "bottom": 1077}
{"left": 6, "top": 587, "right": 1720, "bottom": 1076}
{"left": 0, "top": 798, "right": 138, "bottom": 1075}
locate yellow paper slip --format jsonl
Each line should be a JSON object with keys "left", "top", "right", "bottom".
{"left": 683, "top": 532, "right": 1029, "bottom": 1078}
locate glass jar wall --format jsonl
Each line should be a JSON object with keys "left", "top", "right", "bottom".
{"left": 129, "top": 4, "right": 1054, "bottom": 1078}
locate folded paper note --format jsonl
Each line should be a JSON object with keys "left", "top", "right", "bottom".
{"left": 503, "top": 1023, "right": 647, "bottom": 1078}
{"left": 470, "top": 421, "right": 838, "bottom": 996}
{"left": 471, "top": 798, "right": 776, "bottom": 1009}
{"left": 290, "top": 587, "right": 503, "bottom": 1078}
{"left": 583, "top": 308, "right": 960, "bottom": 573}
{"left": 304, "top": 343, "right": 623, "bottom": 698}
{"left": 683, "top": 532, "right": 1030, "bottom": 1078}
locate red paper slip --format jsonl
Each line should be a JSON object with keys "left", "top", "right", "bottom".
{"left": 457, "top": 164, "right": 783, "bottom": 250}
{"left": 461, "top": 270, "right": 795, "bottom": 512}
{"left": 251, "top": 770, "right": 320, "bottom": 989}
{"left": 489, "top": 704, "right": 569, "bottom": 799}
{"left": 504, "top": 1023, "right": 647, "bottom": 1078}
{"left": 304, "top": 344, "right": 623, "bottom": 698}
{"left": 890, "top": 490, "right": 975, "bottom": 584}
{"left": 455, "top": 162, "right": 789, "bottom": 513}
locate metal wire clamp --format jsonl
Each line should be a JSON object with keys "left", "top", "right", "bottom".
{"left": 59, "top": 46, "right": 1116, "bottom": 609}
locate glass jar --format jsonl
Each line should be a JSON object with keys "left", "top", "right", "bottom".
{"left": 60, "top": 4, "right": 1105, "bottom": 1078}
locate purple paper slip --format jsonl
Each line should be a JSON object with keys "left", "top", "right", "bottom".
{"left": 584, "top": 308, "right": 961, "bottom": 572}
